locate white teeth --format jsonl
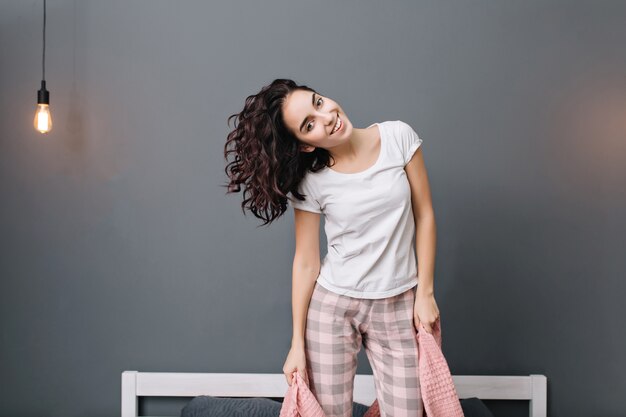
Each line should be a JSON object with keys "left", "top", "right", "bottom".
{"left": 332, "top": 116, "right": 342, "bottom": 134}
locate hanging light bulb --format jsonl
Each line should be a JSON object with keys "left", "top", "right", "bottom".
{"left": 34, "top": 0, "right": 52, "bottom": 134}
{"left": 34, "top": 80, "right": 52, "bottom": 133}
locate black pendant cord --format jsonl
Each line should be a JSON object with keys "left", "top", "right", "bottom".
{"left": 42, "top": 0, "right": 46, "bottom": 81}
{"left": 37, "top": 0, "right": 49, "bottom": 105}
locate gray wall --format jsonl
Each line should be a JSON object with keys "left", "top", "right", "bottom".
{"left": 1, "top": 1, "right": 625, "bottom": 416}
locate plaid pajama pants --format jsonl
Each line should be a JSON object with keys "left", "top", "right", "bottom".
{"left": 304, "top": 281, "right": 424, "bottom": 417}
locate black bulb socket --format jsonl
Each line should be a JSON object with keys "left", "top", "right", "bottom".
{"left": 37, "top": 80, "right": 50, "bottom": 104}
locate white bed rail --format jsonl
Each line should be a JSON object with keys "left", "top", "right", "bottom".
{"left": 121, "top": 371, "right": 547, "bottom": 417}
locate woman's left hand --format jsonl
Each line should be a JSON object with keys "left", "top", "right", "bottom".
{"left": 413, "top": 291, "right": 440, "bottom": 334}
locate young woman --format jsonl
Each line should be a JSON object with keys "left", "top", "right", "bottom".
{"left": 224, "top": 79, "right": 439, "bottom": 417}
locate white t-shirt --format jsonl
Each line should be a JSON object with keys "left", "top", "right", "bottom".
{"left": 288, "top": 120, "right": 424, "bottom": 299}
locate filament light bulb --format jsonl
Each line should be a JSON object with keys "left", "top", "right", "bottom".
{"left": 34, "top": 103, "right": 52, "bottom": 134}
{"left": 34, "top": 79, "right": 52, "bottom": 134}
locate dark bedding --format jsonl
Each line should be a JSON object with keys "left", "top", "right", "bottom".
{"left": 180, "top": 395, "right": 495, "bottom": 417}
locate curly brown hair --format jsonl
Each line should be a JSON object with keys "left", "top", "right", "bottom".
{"left": 223, "top": 79, "right": 333, "bottom": 226}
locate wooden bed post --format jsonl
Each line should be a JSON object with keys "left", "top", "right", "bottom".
{"left": 529, "top": 374, "right": 547, "bottom": 417}
{"left": 122, "top": 370, "right": 138, "bottom": 417}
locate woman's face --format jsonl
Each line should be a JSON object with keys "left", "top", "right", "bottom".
{"left": 281, "top": 89, "right": 352, "bottom": 153}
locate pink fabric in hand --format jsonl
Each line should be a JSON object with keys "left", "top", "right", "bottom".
{"left": 414, "top": 318, "right": 464, "bottom": 417}
{"left": 279, "top": 371, "right": 325, "bottom": 417}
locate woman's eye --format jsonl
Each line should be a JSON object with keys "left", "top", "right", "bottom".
{"left": 306, "top": 98, "right": 324, "bottom": 131}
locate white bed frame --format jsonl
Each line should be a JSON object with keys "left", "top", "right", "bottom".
{"left": 121, "top": 371, "right": 547, "bottom": 417}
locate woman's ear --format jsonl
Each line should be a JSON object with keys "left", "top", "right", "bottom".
{"left": 299, "top": 144, "right": 316, "bottom": 153}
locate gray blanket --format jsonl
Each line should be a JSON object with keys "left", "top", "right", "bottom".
{"left": 180, "top": 395, "right": 494, "bottom": 417}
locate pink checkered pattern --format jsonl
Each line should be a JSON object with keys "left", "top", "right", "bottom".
{"left": 279, "top": 281, "right": 464, "bottom": 417}
{"left": 306, "top": 282, "right": 422, "bottom": 416}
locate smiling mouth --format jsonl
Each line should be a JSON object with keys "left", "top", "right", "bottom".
{"left": 331, "top": 114, "right": 342, "bottom": 134}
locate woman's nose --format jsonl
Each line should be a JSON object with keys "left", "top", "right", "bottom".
{"left": 322, "top": 112, "right": 334, "bottom": 125}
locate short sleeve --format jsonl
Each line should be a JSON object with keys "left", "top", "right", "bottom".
{"left": 397, "top": 121, "right": 423, "bottom": 166}
{"left": 288, "top": 176, "right": 322, "bottom": 214}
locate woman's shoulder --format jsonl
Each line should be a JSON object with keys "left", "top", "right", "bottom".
{"left": 372, "top": 120, "right": 416, "bottom": 139}
{"left": 382, "top": 119, "right": 415, "bottom": 132}
{"left": 373, "top": 120, "right": 414, "bottom": 143}
{"left": 381, "top": 120, "right": 423, "bottom": 166}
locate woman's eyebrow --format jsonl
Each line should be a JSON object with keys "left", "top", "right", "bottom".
{"left": 299, "top": 92, "right": 317, "bottom": 132}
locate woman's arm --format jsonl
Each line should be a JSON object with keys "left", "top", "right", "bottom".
{"left": 290, "top": 208, "right": 321, "bottom": 348}
{"left": 405, "top": 147, "right": 436, "bottom": 294}
{"left": 405, "top": 147, "right": 440, "bottom": 332}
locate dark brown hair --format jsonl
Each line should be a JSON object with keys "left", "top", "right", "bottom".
{"left": 223, "top": 79, "right": 333, "bottom": 226}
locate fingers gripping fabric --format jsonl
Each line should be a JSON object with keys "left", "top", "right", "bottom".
{"left": 280, "top": 372, "right": 325, "bottom": 417}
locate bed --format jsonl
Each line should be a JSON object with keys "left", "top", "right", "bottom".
{"left": 121, "top": 370, "right": 547, "bottom": 417}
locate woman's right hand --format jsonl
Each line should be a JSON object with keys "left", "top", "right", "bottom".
{"left": 282, "top": 344, "right": 308, "bottom": 387}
